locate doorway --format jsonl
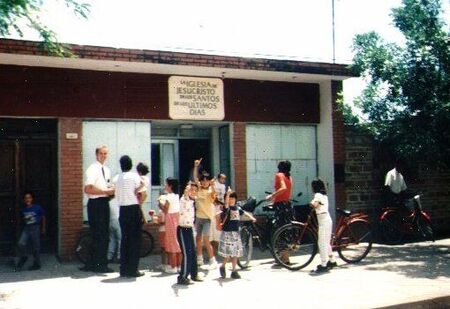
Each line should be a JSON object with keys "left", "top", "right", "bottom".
{"left": 0, "top": 119, "right": 58, "bottom": 255}
{"left": 178, "top": 139, "right": 211, "bottom": 187}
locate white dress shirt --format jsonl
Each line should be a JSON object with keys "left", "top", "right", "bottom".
{"left": 85, "top": 161, "right": 111, "bottom": 199}
{"left": 385, "top": 168, "right": 407, "bottom": 194}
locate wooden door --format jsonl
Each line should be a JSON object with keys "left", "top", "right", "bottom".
{"left": 21, "top": 140, "right": 57, "bottom": 251}
{"left": 0, "top": 139, "right": 57, "bottom": 254}
{"left": 0, "top": 141, "right": 19, "bottom": 253}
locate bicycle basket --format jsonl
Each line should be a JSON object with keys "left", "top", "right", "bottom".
{"left": 238, "top": 197, "right": 257, "bottom": 213}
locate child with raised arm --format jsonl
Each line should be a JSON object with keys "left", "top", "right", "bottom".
{"left": 192, "top": 158, "right": 218, "bottom": 268}
{"left": 218, "top": 187, "right": 256, "bottom": 279}
{"left": 176, "top": 182, "right": 203, "bottom": 285}
{"left": 310, "top": 178, "right": 337, "bottom": 273}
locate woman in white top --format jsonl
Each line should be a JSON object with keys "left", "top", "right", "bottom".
{"left": 310, "top": 178, "right": 337, "bottom": 273}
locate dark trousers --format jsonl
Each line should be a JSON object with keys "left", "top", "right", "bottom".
{"left": 177, "top": 226, "right": 198, "bottom": 279}
{"left": 119, "top": 205, "right": 142, "bottom": 276}
{"left": 87, "top": 197, "right": 110, "bottom": 270}
{"left": 17, "top": 224, "right": 41, "bottom": 265}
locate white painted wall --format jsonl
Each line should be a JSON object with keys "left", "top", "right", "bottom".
{"left": 246, "top": 124, "right": 317, "bottom": 212}
{"left": 316, "top": 81, "right": 336, "bottom": 221}
{"left": 82, "top": 121, "right": 152, "bottom": 221}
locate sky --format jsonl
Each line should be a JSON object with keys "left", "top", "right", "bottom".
{"left": 9, "top": 0, "right": 450, "bottom": 107}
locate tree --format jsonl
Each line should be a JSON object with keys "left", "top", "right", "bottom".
{"left": 0, "top": 0, "right": 90, "bottom": 56}
{"left": 350, "top": 0, "right": 450, "bottom": 166}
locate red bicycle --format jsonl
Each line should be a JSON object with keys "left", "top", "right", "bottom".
{"left": 271, "top": 207, "right": 373, "bottom": 270}
{"left": 379, "top": 194, "right": 434, "bottom": 244}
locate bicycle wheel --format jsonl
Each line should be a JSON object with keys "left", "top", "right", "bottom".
{"left": 416, "top": 215, "right": 434, "bottom": 242}
{"left": 272, "top": 223, "right": 317, "bottom": 271}
{"left": 380, "top": 210, "right": 403, "bottom": 244}
{"left": 140, "top": 230, "right": 154, "bottom": 258}
{"left": 75, "top": 233, "right": 93, "bottom": 264}
{"left": 337, "top": 220, "right": 373, "bottom": 263}
{"left": 237, "top": 226, "right": 253, "bottom": 269}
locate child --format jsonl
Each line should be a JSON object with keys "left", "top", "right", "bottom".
{"left": 193, "top": 158, "right": 218, "bottom": 268}
{"left": 210, "top": 173, "right": 227, "bottom": 253}
{"left": 136, "top": 162, "right": 150, "bottom": 206}
{"left": 218, "top": 187, "right": 256, "bottom": 279}
{"left": 158, "top": 177, "right": 182, "bottom": 273}
{"left": 176, "top": 182, "right": 203, "bottom": 285}
{"left": 310, "top": 179, "right": 337, "bottom": 273}
{"left": 15, "top": 191, "right": 46, "bottom": 271}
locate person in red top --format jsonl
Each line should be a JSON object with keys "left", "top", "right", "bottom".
{"left": 266, "top": 160, "right": 293, "bottom": 205}
{"left": 266, "top": 160, "right": 293, "bottom": 264}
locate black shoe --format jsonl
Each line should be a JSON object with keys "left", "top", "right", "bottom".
{"left": 219, "top": 266, "right": 226, "bottom": 279}
{"left": 326, "top": 261, "right": 337, "bottom": 269}
{"left": 28, "top": 263, "right": 41, "bottom": 271}
{"left": 79, "top": 265, "right": 94, "bottom": 272}
{"left": 177, "top": 276, "right": 191, "bottom": 285}
{"left": 314, "top": 265, "right": 329, "bottom": 273}
{"left": 15, "top": 257, "right": 28, "bottom": 271}
{"left": 95, "top": 267, "right": 114, "bottom": 273}
{"left": 127, "top": 271, "right": 145, "bottom": 278}
{"left": 230, "top": 271, "right": 241, "bottom": 279}
{"left": 191, "top": 275, "right": 203, "bottom": 282}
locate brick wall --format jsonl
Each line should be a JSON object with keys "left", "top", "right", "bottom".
{"left": 332, "top": 81, "right": 346, "bottom": 209}
{"left": 345, "top": 126, "right": 450, "bottom": 234}
{"left": 233, "top": 123, "right": 247, "bottom": 200}
{"left": 58, "top": 118, "right": 83, "bottom": 260}
{"left": 344, "top": 127, "right": 380, "bottom": 221}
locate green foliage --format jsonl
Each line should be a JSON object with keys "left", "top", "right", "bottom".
{"left": 350, "top": 0, "right": 450, "bottom": 166}
{"left": 0, "top": 0, "right": 90, "bottom": 56}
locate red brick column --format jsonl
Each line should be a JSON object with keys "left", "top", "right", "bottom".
{"left": 332, "top": 81, "right": 346, "bottom": 209}
{"left": 233, "top": 122, "right": 247, "bottom": 200}
{"left": 58, "top": 118, "right": 83, "bottom": 260}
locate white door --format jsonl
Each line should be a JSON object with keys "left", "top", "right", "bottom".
{"left": 150, "top": 139, "right": 178, "bottom": 210}
{"left": 246, "top": 124, "right": 317, "bottom": 208}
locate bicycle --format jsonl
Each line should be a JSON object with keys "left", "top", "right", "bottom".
{"left": 75, "top": 225, "right": 154, "bottom": 264}
{"left": 379, "top": 194, "right": 434, "bottom": 244}
{"left": 271, "top": 206, "right": 373, "bottom": 271}
{"left": 237, "top": 192, "right": 300, "bottom": 269}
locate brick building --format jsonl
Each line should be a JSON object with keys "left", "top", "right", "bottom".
{"left": 0, "top": 38, "right": 354, "bottom": 260}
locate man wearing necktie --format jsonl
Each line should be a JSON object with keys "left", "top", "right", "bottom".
{"left": 82, "top": 145, "right": 115, "bottom": 273}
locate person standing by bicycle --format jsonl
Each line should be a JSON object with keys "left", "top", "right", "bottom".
{"left": 266, "top": 160, "right": 293, "bottom": 264}
{"left": 113, "top": 155, "right": 145, "bottom": 277}
{"left": 384, "top": 159, "right": 408, "bottom": 208}
{"left": 310, "top": 178, "right": 337, "bottom": 273}
{"left": 82, "top": 145, "right": 115, "bottom": 273}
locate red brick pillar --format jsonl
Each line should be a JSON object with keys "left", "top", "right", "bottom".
{"left": 58, "top": 118, "right": 83, "bottom": 260}
{"left": 332, "top": 80, "right": 346, "bottom": 209}
{"left": 233, "top": 122, "right": 247, "bottom": 200}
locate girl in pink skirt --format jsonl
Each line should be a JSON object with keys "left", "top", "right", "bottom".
{"left": 158, "top": 178, "right": 181, "bottom": 273}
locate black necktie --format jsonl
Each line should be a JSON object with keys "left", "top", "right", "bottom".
{"left": 101, "top": 167, "right": 106, "bottom": 180}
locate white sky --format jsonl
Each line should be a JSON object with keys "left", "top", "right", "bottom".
{"left": 9, "top": 0, "right": 450, "bottom": 107}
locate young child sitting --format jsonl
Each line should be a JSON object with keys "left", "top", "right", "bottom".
{"left": 310, "top": 179, "right": 337, "bottom": 273}
{"left": 217, "top": 187, "right": 256, "bottom": 279}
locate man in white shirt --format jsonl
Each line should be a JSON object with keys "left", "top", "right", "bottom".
{"left": 384, "top": 160, "right": 408, "bottom": 207}
{"left": 82, "top": 145, "right": 115, "bottom": 273}
{"left": 113, "top": 155, "right": 144, "bottom": 278}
